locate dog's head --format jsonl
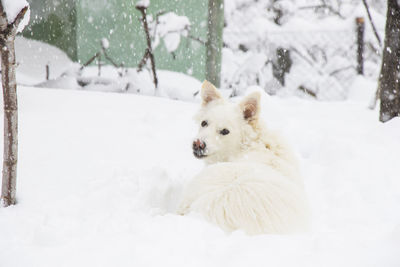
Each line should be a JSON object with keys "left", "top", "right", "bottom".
{"left": 192, "top": 80, "right": 260, "bottom": 163}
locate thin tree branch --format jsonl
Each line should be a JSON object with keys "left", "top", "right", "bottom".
{"left": 0, "top": 4, "right": 7, "bottom": 32}
{"left": 362, "top": 0, "right": 382, "bottom": 47}
{"left": 152, "top": 10, "right": 167, "bottom": 40}
{"left": 101, "top": 44, "right": 123, "bottom": 69}
{"left": 11, "top": 6, "right": 28, "bottom": 28}
{"left": 298, "top": 85, "right": 317, "bottom": 98}
{"left": 329, "top": 65, "right": 355, "bottom": 76}
{"left": 0, "top": 6, "right": 28, "bottom": 41}
{"left": 290, "top": 46, "right": 324, "bottom": 75}
{"left": 136, "top": 4, "right": 158, "bottom": 90}
{"left": 298, "top": 4, "right": 345, "bottom": 19}
{"left": 4, "top": 6, "right": 28, "bottom": 37}
{"left": 80, "top": 52, "right": 100, "bottom": 70}
{"left": 362, "top": 0, "right": 382, "bottom": 110}
{"left": 137, "top": 49, "right": 150, "bottom": 71}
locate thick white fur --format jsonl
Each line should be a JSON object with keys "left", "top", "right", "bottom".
{"left": 178, "top": 81, "right": 309, "bottom": 235}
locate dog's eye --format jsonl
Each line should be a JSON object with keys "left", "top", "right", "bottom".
{"left": 220, "top": 129, "right": 230, "bottom": 135}
{"left": 201, "top": 120, "right": 208, "bottom": 127}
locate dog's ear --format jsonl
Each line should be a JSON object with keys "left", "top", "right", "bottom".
{"left": 201, "top": 80, "right": 222, "bottom": 105}
{"left": 240, "top": 92, "right": 260, "bottom": 122}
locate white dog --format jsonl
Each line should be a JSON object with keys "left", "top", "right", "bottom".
{"left": 178, "top": 81, "right": 309, "bottom": 235}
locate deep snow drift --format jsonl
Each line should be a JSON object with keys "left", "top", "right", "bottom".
{"left": 0, "top": 82, "right": 399, "bottom": 266}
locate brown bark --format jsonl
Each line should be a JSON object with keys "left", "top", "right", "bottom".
{"left": 136, "top": 5, "right": 158, "bottom": 91}
{"left": 0, "top": 5, "right": 28, "bottom": 206}
{"left": 379, "top": 0, "right": 400, "bottom": 122}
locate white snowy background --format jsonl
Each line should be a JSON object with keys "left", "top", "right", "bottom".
{"left": 222, "top": 0, "right": 386, "bottom": 100}
{"left": 0, "top": 0, "right": 400, "bottom": 266}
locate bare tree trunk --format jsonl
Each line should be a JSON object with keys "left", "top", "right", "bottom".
{"left": 379, "top": 0, "right": 400, "bottom": 122}
{"left": 206, "top": 0, "right": 224, "bottom": 88}
{"left": 1, "top": 38, "right": 18, "bottom": 206}
{"left": 0, "top": 5, "right": 28, "bottom": 207}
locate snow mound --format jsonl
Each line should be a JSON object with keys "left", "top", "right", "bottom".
{"left": 15, "top": 37, "right": 202, "bottom": 102}
{"left": 15, "top": 36, "right": 74, "bottom": 85}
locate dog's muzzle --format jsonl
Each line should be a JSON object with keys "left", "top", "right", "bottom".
{"left": 192, "top": 139, "right": 207, "bottom": 158}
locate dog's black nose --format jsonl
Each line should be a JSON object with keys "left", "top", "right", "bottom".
{"left": 193, "top": 139, "right": 206, "bottom": 151}
{"left": 193, "top": 139, "right": 207, "bottom": 158}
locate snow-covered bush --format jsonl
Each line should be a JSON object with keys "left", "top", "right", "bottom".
{"left": 150, "top": 12, "right": 191, "bottom": 53}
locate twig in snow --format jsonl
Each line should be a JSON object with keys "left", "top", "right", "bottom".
{"left": 298, "top": 85, "right": 317, "bottom": 98}
{"left": 80, "top": 52, "right": 100, "bottom": 71}
{"left": 100, "top": 40, "right": 124, "bottom": 77}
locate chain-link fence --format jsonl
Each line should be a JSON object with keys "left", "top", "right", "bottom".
{"left": 222, "top": 21, "right": 384, "bottom": 101}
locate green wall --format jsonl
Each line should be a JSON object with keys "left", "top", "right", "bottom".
{"left": 24, "top": 0, "right": 209, "bottom": 81}
{"left": 23, "top": 0, "right": 77, "bottom": 60}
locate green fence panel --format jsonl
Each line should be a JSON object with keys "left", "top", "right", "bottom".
{"left": 24, "top": 0, "right": 211, "bottom": 81}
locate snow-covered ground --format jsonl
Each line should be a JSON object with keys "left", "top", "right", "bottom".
{"left": 0, "top": 78, "right": 399, "bottom": 266}
{"left": 0, "top": 11, "right": 398, "bottom": 266}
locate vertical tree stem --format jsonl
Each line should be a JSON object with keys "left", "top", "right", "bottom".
{"left": 136, "top": 6, "right": 158, "bottom": 91}
{"left": 0, "top": 5, "right": 27, "bottom": 207}
{"left": 361, "top": 0, "right": 382, "bottom": 47}
{"left": 206, "top": 0, "right": 224, "bottom": 87}
{"left": 1, "top": 38, "right": 18, "bottom": 206}
{"left": 379, "top": 0, "right": 400, "bottom": 122}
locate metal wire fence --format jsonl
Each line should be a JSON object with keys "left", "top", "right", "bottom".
{"left": 222, "top": 23, "right": 383, "bottom": 100}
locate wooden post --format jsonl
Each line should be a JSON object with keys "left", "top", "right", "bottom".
{"left": 356, "top": 17, "right": 365, "bottom": 75}
{"left": 205, "top": 0, "right": 224, "bottom": 88}
{"left": 272, "top": 47, "right": 292, "bottom": 86}
{"left": 97, "top": 54, "right": 101, "bottom": 76}
{"left": 46, "top": 64, "right": 50, "bottom": 80}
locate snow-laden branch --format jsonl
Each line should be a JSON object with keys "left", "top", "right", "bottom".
{"left": 0, "top": 0, "right": 30, "bottom": 33}
{"left": 151, "top": 12, "right": 191, "bottom": 53}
